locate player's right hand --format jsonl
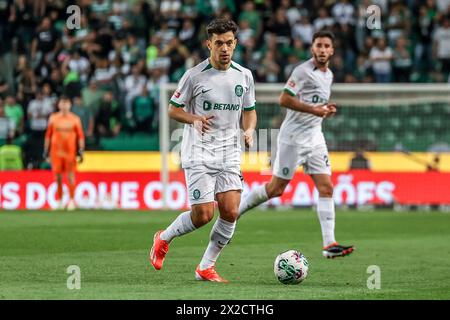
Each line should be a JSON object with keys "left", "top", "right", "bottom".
{"left": 313, "top": 104, "right": 336, "bottom": 118}
{"left": 193, "top": 115, "right": 214, "bottom": 134}
{"left": 77, "top": 149, "right": 84, "bottom": 164}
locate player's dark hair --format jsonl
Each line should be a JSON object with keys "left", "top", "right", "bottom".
{"left": 57, "top": 95, "right": 72, "bottom": 107}
{"left": 312, "top": 30, "right": 335, "bottom": 46}
{"left": 59, "top": 94, "right": 71, "bottom": 101}
{"left": 206, "top": 18, "right": 238, "bottom": 39}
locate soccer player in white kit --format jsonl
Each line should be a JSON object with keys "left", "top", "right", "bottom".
{"left": 150, "top": 19, "right": 257, "bottom": 282}
{"left": 239, "top": 30, "right": 354, "bottom": 258}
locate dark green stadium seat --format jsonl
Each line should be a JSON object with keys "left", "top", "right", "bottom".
{"left": 100, "top": 132, "right": 159, "bottom": 151}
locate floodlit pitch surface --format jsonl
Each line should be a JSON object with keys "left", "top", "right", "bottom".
{"left": 0, "top": 209, "right": 449, "bottom": 299}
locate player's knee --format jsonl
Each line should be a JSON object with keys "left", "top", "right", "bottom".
{"left": 220, "top": 208, "right": 239, "bottom": 222}
{"left": 318, "top": 184, "right": 333, "bottom": 197}
{"left": 192, "top": 206, "right": 214, "bottom": 226}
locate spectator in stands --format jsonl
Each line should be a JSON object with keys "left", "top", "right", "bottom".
{"left": 0, "top": 76, "right": 11, "bottom": 100}
{"left": 280, "top": 0, "right": 301, "bottom": 27}
{"left": 4, "top": 95, "right": 24, "bottom": 136}
{"left": 95, "top": 91, "right": 121, "bottom": 140}
{"left": 132, "top": 87, "right": 156, "bottom": 133}
{"left": 292, "top": 16, "right": 314, "bottom": 47}
{"left": 257, "top": 50, "right": 281, "bottom": 83}
{"left": 393, "top": 36, "right": 413, "bottom": 82}
{"left": 124, "top": 64, "right": 147, "bottom": 119}
{"left": 82, "top": 79, "right": 103, "bottom": 116}
{"left": 414, "top": 5, "right": 435, "bottom": 75}
{"left": 369, "top": 37, "right": 393, "bottom": 83}
{"left": 0, "top": 135, "right": 23, "bottom": 171}
{"left": 433, "top": 17, "right": 450, "bottom": 78}
{"left": 25, "top": 90, "right": 54, "bottom": 169}
{"left": 331, "top": 0, "right": 355, "bottom": 26}
{"left": 66, "top": 49, "right": 90, "bottom": 84}
{"left": 266, "top": 8, "right": 291, "bottom": 43}
{"left": 178, "top": 18, "right": 198, "bottom": 51}
{"left": 350, "top": 150, "right": 371, "bottom": 170}
{"left": 386, "top": 2, "right": 411, "bottom": 47}
{"left": 355, "top": 54, "right": 372, "bottom": 81}
{"left": 146, "top": 60, "right": 169, "bottom": 106}
{"left": 31, "top": 17, "right": 61, "bottom": 64}
{"left": 314, "top": 7, "right": 335, "bottom": 31}
{"left": 160, "top": 37, "right": 190, "bottom": 81}
{"left": 238, "top": 20, "right": 255, "bottom": 47}
{"left": 16, "top": 66, "right": 37, "bottom": 105}
{"left": 0, "top": 100, "right": 15, "bottom": 140}
{"left": 71, "top": 96, "right": 94, "bottom": 141}
{"left": 238, "top": 1, "right": 263, "bottom": 41}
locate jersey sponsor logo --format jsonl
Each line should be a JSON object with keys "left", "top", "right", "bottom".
{"left": 193, "top": 189, "right": 201, "bottom": 199}
{"left": 174, "top": 91, "right": 181, "bottom": 98}
{"left": 282, "top": 167, "right": 290, "bottom": 176}
{"left": 235, "top": 85, "right": 243, "bottom": 97}
{"left": 213, "top": 103, "right": 240, "bottom": 111}
{"left": 288, "top": 80, "right": 296, "bottom": 88}
{"left": 203, "top": 101, "right": 240, "bottom": 111}
{"left": 203, "top": 101, "right": 212, "bottom": 111}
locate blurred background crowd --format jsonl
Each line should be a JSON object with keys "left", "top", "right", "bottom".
{"left": 0, "top": 0, "right": 450, "bottom": 169}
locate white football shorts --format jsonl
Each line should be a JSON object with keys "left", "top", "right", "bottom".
{"left": 273, "top": 142, "right": 331, "bottom": 180}
{"left": 184, "top": 164, "right": 243, "bottom": 205}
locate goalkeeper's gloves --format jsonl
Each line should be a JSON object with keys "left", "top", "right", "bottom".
{"left": 77, "top": 149, "right": 84, "bottom": 163}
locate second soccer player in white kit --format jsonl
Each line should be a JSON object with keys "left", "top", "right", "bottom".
{"left": 239, "top": 30, "right": 354, "bottom": 259}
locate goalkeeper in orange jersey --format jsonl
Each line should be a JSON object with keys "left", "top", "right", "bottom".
{"left": 44, "top": 95, "right": 85, "bottom": 210}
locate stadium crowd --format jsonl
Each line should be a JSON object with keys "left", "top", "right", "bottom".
{"left": 0, "top": 0, "right": 450, "bottom": 169}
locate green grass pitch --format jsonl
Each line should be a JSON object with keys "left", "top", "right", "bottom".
{"left": 0, "top": 209, "right": 449, "bottom": 300}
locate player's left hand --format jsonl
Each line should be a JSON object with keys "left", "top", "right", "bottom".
{"left": 244, "top": 129, "right": 254, "bottom": 148}
{"left": 77, "top": 149, "right": 84, "bottom": 164}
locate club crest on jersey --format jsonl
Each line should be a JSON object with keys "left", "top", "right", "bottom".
{"left": 235, "top": 85, "right": 243, "bottom": 97}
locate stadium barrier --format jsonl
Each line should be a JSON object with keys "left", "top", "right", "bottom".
{"left": 1, "top": 171, "right": 449, "bottom": 210}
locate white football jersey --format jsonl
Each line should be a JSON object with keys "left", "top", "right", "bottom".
{"left": 170, "top": 59, "right": 256, "bottom": 168}
{"left": 280, "top": 58, "right": 333, "bottom": 147}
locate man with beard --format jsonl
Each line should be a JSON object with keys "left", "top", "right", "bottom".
{"left": 238, "top": 30, "right": 354, "bottom": 259}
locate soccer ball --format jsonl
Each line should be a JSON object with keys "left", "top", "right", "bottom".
{"left": 274, "top": 250, "right": 309, "bottom": 285}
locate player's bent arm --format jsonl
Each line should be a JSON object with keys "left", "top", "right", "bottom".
{"left": 279, "top": 91, "right": 329, "bottom": 117}
{"left": 168, "top": 104, "right": 199, "bottom": 124}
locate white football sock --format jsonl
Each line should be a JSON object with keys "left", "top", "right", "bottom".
{"left": 160, "top": 211, "right": 196, "bottom": 243}
{"left": 199, "top": 218, "right": 236, "bottom": 270}
{"left": 317, "top": 197, "right": 336, "bottom": 247}
{"left": 238, "top": 184, "right": 269, "bottom": 217}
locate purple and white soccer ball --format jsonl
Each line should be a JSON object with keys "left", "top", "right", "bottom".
{"left": 274, "top": 250, "right": 309, "bottom": 285}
